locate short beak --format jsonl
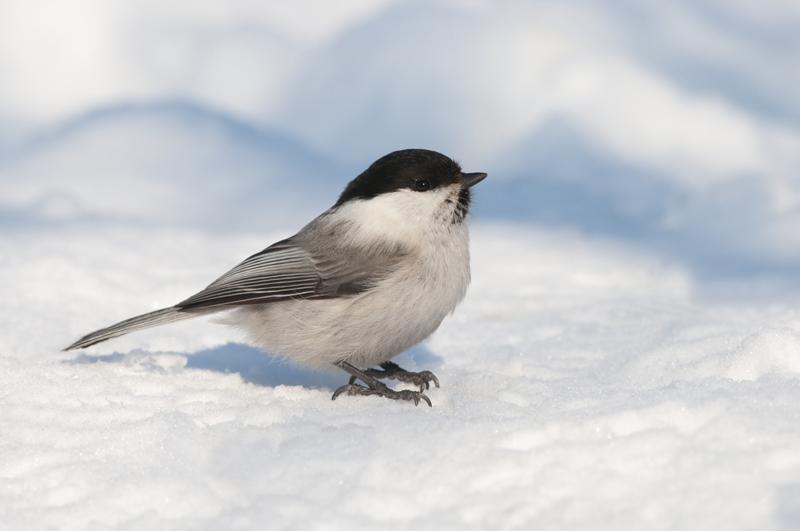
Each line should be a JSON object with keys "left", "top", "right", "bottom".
{"left": 462, "top": 172, "right": 488, "bottom": 189}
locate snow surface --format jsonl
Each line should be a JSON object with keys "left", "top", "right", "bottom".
{"left": 3, "top": 0, "right": 800, "bottom": 529}
{"left": 5, "top": 223, "right": 800, "bottom": 530}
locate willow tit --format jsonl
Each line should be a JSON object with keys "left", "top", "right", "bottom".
{"left": 65, "top": 149, "right": 487, "bottom": 406}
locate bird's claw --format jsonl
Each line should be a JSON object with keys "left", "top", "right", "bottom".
{"left": 366, "top": 362, "right": 440, "bottom": 392}
{"left": 400, "top": 370, "right": 440, "bottom": 391}
{"left": 331, "top": 381, "right": 432, "bottom": 407}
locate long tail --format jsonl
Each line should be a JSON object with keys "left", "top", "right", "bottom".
{"left": 63, "top": 307, "right": 212, "bottom": 351}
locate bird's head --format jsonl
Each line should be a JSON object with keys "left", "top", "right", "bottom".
{"left": 334, "top": 149, "right": 487, "bottom": 234}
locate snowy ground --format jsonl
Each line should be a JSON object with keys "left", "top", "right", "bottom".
{"left": 3, "top": 0, "right": 800, "bottom": 529}
{"left": 4, "top": 222, "right": 800, "bottom": 530}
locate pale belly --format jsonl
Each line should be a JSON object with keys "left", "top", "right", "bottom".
{"left": 228, "top": 241, "right": 470, "bottom": 369}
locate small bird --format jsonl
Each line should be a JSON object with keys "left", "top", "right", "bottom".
{"left": 65, "top": 149, "right": 487, "bottom": 406}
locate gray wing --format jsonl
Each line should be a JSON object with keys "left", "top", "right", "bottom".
{"left": 64, "top": 224, "right": 408, "bottom": 351}
{"left": 66, "top": 239, "right": 319, "bottom": 349}
{"left": 177, "top": 238, "right": 319, "bottom": 309}
{"left": 176, "top": 235, "right": 408, "bottom": 310}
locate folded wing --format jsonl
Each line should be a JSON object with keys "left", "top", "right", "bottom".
{"left": 65, "top": 230, "right": 408, "bottom": 350}
{"left": 176, "top": 238, "right": 322, "bottom": 309}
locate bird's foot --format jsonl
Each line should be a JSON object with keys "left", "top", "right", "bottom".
{"left": 332, "top": 380, "right": 432, "bottom": 407}
{"left": 363, "top": 361, "right": 440, "bottom": 392}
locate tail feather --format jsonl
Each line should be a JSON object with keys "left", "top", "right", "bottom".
{"left": 64, "top": 307, "right": 210, "bottom": 351}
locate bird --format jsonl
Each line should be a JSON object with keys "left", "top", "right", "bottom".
{"left": 65, "top": 149, "right": 487, "bottom": 406}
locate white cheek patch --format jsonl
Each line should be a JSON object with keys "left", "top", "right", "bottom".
{"left": 332, "top": 186, "right": 457, "bottom": 246}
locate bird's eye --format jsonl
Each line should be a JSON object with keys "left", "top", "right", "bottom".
{"left": 415, "top": 180, "right": 431, "bottom": 192}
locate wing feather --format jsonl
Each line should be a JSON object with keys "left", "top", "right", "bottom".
{"left": 64, "top": 218, "right": 410, "bottom": 350}
{"left": 176, "top": 239, "right": 323, "bottom": 309}
{"left": 176, "top": 232, "right": 409, "bottom": 311}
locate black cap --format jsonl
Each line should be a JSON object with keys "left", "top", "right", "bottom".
{"left": 336, "top": 149, "right": 468, "bottom": 206}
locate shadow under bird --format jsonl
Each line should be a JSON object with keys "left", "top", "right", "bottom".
{"left": 65, "top": 149, "right": 487, "bottom": 406}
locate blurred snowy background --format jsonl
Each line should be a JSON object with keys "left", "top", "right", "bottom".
{"left": 3, "top": 0, "right": 800, "bottom": 280}
{"left": 3, "top": 1, "right": 800, "bottom": 529}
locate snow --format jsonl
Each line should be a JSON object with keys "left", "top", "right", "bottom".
{"left": 3, "top": 0, "right": 800, "bottom": 529}
{"left": 4, "top": 223, "right": 800, "bottom": 529}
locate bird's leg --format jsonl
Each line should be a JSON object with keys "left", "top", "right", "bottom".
{"left": 359, "top": 361, "right": 440, "bottom": 392}
{"left": 332, "top": 361, "right": 432, "bottom": 406}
